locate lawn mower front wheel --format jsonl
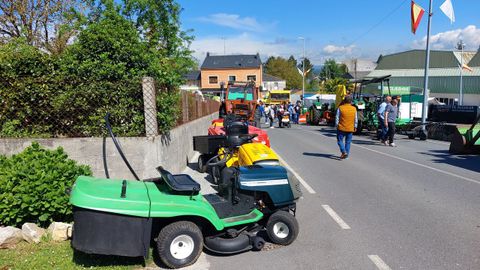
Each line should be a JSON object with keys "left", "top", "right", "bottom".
{"left": 156, "top": 221, "right": 203, "bottom": 269}
{"left": 266, "top": 210, "right": 299, "bottom": 245}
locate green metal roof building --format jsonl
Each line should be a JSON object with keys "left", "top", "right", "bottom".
{"left": 368, "top": 49, "right": 480, "bottom": 106}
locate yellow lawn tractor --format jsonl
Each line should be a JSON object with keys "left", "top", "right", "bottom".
{"left": 194, "top": 116, "right": 282, "bottom": 185}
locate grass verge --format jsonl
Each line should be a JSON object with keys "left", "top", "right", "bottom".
{"left": 0, "top": 240, "right": 152, "bottom": 270}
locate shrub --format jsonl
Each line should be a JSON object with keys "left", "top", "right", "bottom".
{"left": 0, "top": 142, "right": 92, "bottom": 227}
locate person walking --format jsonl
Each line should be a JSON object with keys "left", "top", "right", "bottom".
{"left": 264, "top": 104, "right": 270, "bottom": 125}
{"left": 268, "top": 105, "right": 275, "bottom": 128}
{"left": 277, "top": 103, "right": 285, "bottom": 128}
{"left": 293, "top": 101, "right": 301, "bottom": 124}
{"left": 254, "top": 100, "right": 263, "bottom": 128}
{"left": 383, "top": 99, "right": 399, "bottom": 147}
{"left": 288, "top": 103, "right": 294, "bottom": 123}
{"left": 335, "top": 95, "right": 358, "bottom": 159}
{"left": 377, "top": 96, "right": 391, "bottom": 140}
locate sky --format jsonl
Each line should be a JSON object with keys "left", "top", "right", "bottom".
{"left": 176, "top": 0, "right": 480, "bottom": 65}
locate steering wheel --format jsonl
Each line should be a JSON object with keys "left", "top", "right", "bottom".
{"left": 238, "top": 133, "right": 258, "bottom": 144}
{"left": 206, "top": 153, "right": 228, "bottom": 167}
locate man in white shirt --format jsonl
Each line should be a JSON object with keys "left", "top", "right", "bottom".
{"left": 377, "top": 96, "right": 391, "bottom": 141}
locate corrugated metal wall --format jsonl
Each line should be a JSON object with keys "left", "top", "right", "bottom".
{"left": 389, "top": 77, "right": 480, "bottom": 94}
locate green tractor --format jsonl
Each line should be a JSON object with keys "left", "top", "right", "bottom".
{"left": 306, "top": 97, "right": 335, "bottom": 126}
{"left": 70, "top": 114, "right": 301, "bottom": 269}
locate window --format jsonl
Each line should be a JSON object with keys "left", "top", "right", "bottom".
{"left": 247, "top": 75, "right": 256, "bottom": 81}
{"left": 209, "top": 76, "right": 218, "bottom": 84}
{"left": 228, "top": 75, "right": 236, "bottom": 82}
{"left": 274, "top": 82, "right": 278, "bottom": 89}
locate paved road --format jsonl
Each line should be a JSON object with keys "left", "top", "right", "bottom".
{"left": 157, "top": 123, "right": 480, "bottom": 270}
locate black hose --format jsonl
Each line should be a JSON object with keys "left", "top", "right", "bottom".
{"left": 105, "top": 113, "right": 140, "bottom": 181}
{"left": 102, "top": 136, "right": 109, "bottom": 179}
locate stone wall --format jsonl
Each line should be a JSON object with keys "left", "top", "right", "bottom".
{"left": 0, "top": 113, "right": 218, "bottom": 179}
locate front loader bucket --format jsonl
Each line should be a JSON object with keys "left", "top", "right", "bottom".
{"left": 449, "top": 127, "right": 480, "bottom": 154}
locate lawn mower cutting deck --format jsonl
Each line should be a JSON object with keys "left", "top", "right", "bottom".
{"left": 70, "top": 114, "right": 301, "bottom": 269}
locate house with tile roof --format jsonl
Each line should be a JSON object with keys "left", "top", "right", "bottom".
{"left": 200, "top": 53, "right": 263, "bottom": 95}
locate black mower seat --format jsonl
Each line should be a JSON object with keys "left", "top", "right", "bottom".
{"left": 156, "top": 166, "right": 200, "bottom": 194}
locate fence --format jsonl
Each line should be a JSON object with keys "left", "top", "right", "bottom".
{"left": 0, "top": 77, "right": 219, "bottom": 138}
{"left": 177, "top": 91, "right": 220, "bottom": 126}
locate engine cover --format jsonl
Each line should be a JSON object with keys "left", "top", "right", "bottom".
{"left": 238, "top": 143, "right": 279, "bottom": 166}
{"left": 238, "top": 165, "right": 294, "bottom": 207}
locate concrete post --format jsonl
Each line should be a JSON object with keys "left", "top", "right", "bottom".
{"left": 142, "top": 77, "right": 158, "bottom": 138}
{"left": 182, "top": 91, "right": 189, "bottom": 123}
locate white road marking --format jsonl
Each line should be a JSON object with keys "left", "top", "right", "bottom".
{"left": 304, "top": 129, "right": 480, "bottom": 186}
{"left": 321, "top": 205, "right": 351, "bottom": 230}
{"left": 274, "top": 151, "right": 317, "bottom": 194}
{"left": 353, "top": 143, "right": 480, "bottom": 185}
{"left": 368, "top": 255, "right": 392, "bottom": 270}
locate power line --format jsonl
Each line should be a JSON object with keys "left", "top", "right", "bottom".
{"left": 346, "top": 0, "right": 409, "bottom": 47}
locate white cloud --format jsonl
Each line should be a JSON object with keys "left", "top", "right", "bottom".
{"left": 322, "top": 45, "right": 356, "bottom": 55}
{"left": 197, "top": 13, "right": 274, "bottom": 32}
{"left": 191, "top": 33, "right": 299, "bottom": 63}
{"left": 191, "top": 36, "right": 372, "bottom": 65}
{"left": 412, "top": 25, "right": 480, "bottom": 50}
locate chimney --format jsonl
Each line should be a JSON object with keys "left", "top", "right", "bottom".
{"left": 206, "top": 52, "right": 210, "bottom": 57}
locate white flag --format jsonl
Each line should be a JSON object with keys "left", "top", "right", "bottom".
{"left": 440, "top": 0, "right": 455, "bottom": 24}
{"left": 297, "top": 67, "right": 303, "bottom": 76}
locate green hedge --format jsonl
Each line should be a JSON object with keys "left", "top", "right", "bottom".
{"left": 0, "top": 2, "right": 194, "bottom": 138}
{"left": 0, "top": 142, "right": 92, "bottom": 227}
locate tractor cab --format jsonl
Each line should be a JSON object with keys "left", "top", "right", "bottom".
{"left": 224, "top": 81, "right": 258, "bottom": 122}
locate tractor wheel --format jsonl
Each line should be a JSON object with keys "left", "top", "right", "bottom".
{"left": 306, "top": 108, "right": 313, "bottom": 125}
{"left": 419, "top": 131, "right": 428, "bottom": 141}
{"left": 312, "top": 108, "right": 321, "bottom": 125}
{"left": 156, "top": 221, "right": 203, "bottom": 269}
{"left": 210, "top": 163, "right": 222, "bottom": 185}
{"left": 197, "top": 155, "right": 208, "bottom": 173}
{"left": 266, "top": 211, "right": 299, "bottom": 246}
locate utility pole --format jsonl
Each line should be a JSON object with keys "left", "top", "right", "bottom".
{"left": 299, "top": 37, "right": 305, "bottom": 105}
{"left": 457, "top": 40, "right": 466, "bottom": 105}
{"left": 421, "top": 0, "right": 433, "bottom": 133}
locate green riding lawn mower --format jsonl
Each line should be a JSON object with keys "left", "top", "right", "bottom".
{"left": 69, "top": 114, "right": 301, "bottom": 269}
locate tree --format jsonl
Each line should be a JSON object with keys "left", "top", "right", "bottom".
{"left": 307, "top": 78, "right": 320, "bottom": 92}
{"left": 264, "top": 56, "right": 302, "bottom": 90}
{"left": 298, "top": 57, "right": 314, "bottom": 79}
{"left": 0, "top": 0, "right": 84, "bottom": 54}
{"left": 324, "top": 78, "right": 348, "bottom": 94}
{"left": 320, "top": 59, "right": 348, "bottom": 80}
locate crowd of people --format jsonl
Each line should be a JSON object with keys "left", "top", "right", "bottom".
{"left": 334, "top": 95, "right": 399, "bottom": 160}
{"left": 250, "top": 95, "right": 400, "bottom": 161}
{"left": 254, "top": 100, "right": 302, "bottom": 128}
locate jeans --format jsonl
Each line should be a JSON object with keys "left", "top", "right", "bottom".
{"left": 378, "top": 117, "right": 388, "bottom": 140}
{"left": 292, "top": 113, "right": 298, "bottom": 124}
{"left": 386, "top": 122, "right": 396, "bottom": 143}
{"left": 337, "top": 130, "right": 353, "bottom": 155}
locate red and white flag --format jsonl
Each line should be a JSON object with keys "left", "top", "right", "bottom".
{"left": 411, "top": 1, "right": 425, "bottom": 34}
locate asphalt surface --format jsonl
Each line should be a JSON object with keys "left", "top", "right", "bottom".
{"left": 153, "top": 123, "right": 480, "bottom": 270}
